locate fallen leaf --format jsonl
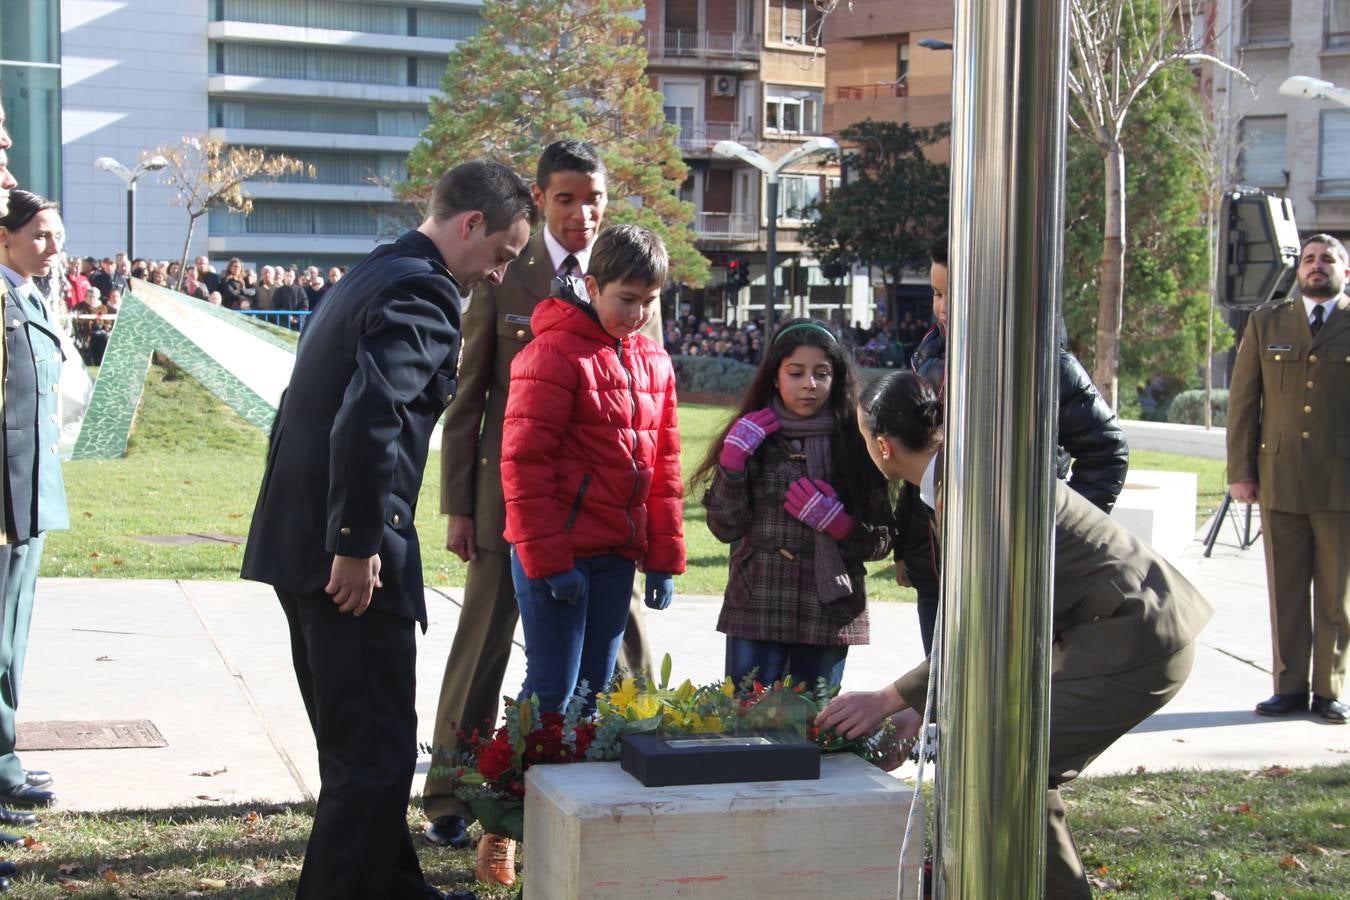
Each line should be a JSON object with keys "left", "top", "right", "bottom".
{"left": 198, "top": 878, "right": 228, "bottom": 889}
{"left": 1173, "top": 737, "right": 1187, "bottom": 742}
{"left": 83, "top": 511, "right": 93, "bottom": 518}
{"left": 1312, "top": 846, "right": 1330, "bottom": 856}
{"left": 112, "top": 558, "right": 124, "bottom": 566}
{"left": 1259, "top": 765, "right": 1293, "bottom": 779}
{"left": 1210, "top": 893, "right": 1231, "bottom": 900}
{"left": 1096, "top": 865, "right": 1110, "bottom": 875}
{"left": 1135, "top": 765, "right": 1146, "bottom": 775}
{"left": 192, "top": 766, "right": 228, "bottom": 777}
{"left": 228, "top": 512, "right": 244, "bottom": 519}
{"left": 91, "top": 564, "right": 102, "bottom": 573}
{"left": 1118, "top": 826, "right": 1140, "bottom": 835}
{"left": 58, "top": 878, "right": 91, "bottom": 893}
{"left": 88, "top": 551, "right": 101, "bottom": 558}
{"left": 1331, "top": 823, "right": 1347, "bottom": 830}
{"left": 98, "top": 864, "right": 121, "bottom": 883}
{"left": 56, "top": 863, "right": 81, "bottom": 876}
{"left": 1279, "top": 855, "right": 1307, "bottom": 871}
{"left": 184, "top": 479, "right": 193, "bottom": 484}
{"left": 243, "top": 810, "right": 260, "bottom": 823}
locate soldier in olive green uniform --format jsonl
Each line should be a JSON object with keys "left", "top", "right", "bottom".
{"left": 422, "top": 141, "right": 661, "bottom": 847}
{"left": 0, "top": 190, "right": 69, "bottom": 809}
{"left": 1228, "top": 233, "right": 1350, "bottom": 724}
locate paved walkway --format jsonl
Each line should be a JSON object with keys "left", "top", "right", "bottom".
{"left": 19, "top": 530, "right": 1349, "bottom": 813}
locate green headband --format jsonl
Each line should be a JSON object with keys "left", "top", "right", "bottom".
{"left": 772, "top": 322, "right": 838, "bottom": 345}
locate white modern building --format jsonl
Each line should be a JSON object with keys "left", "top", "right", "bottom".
{"left": 61, "top": 0, "right": 483, "bottom": 268}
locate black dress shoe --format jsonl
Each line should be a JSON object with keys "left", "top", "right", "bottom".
{"left": 0, "top": 809, "right": 35, "bottom": 828}
{"left": 0, "top": 863, "right": 13, "bottom": 878}
{"left": 424, "top": 815, "right": 472, "bottom": 849}
{"left": 1255, "top": 692, "right": 1309, "bottom": 717}
{"left": 1312, "top": 695, "right": 1348, "bottom": 723}
{"left": 0, "top": 783, "right": 53, "bottom": 809}
{"left": 0, "top": 874, "right": 10, "bottom": 893}
{"left": 23, "top": 770, "right": 52, "bottom": 789}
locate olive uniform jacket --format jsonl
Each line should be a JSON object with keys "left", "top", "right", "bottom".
{"left": 1227, "top": 296, "right": 1350, "bottom": 514}
{"left": 440, "top": 229, "right": 662, "bottom": 553}
{"left": 894, "top": 487, "right": 1213, "bottom": 709}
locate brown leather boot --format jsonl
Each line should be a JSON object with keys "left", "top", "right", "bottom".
{"left": 475, "top": 832, "right": 517, "bottom": 887}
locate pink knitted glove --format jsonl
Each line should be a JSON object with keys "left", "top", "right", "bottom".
{"left": 718, "top": 408, "right": 780, "bottom": 472}
{"left": 784, "top": 478, "right": 854, "bottom": 541}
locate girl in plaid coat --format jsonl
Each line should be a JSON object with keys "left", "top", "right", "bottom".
{"left": 692, "top": 319, "right": 892, "bottom": 689}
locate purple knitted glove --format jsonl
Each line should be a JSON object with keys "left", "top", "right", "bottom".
{"left": 784, "top": 478, "right": 854, "bottom": 542}
{"left": 719, "top": 408, "right": 780, "bottom": 472}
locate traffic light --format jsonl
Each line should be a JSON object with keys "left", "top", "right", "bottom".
{"left": 727, "top": 258, "right": 750, "bottom": 289}
{"left": 1216, "top": 189, "right": 1300, "bottom": 309}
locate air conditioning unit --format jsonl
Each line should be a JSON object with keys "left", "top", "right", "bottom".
{"left": 712, "top": 75, "right": 738, "bottom": 97}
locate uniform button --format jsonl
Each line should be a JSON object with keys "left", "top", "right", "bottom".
{"left": 50, "top": 384, "right": 58, "bottom": 393}
{"left": 392, "top": 514, "right": 401, "bottom": 525}
{"left": 1309, "top": 354, "right": 1318, "bottom": 363}
{"left": 339, "top": 526, "right": 351, "bottom": 536}
{"left": 480, "top": 457, "right": 488, "bottom": 466}
{"left": 1304, "top": 405, "right": 1312, "bottom": 414}
{"left": 1302, "top": 431, "right": 1310, "bottom": 440}
{"left": 1307, "top": 380, "right": 1315, "bottom": 389}
{"left": 516, "top": 329, "right": 526, "bottom": 339}
{"left": 49, "top": 413, "right": 58, "bottom": 424}
{"left": 1260, "top": 442, "right": 1267, "bottom": 449}
{"left": 445, "top": 394, "right": 453, "bottom": 404}
{"left": 1274, "top": 354, "right": 1282, "bottom": 361}
{"left": 8, "top": 319, "right": 17, "bottom": 327}
{"left": 778, "top": 548, "right": 796, "bottom": 561}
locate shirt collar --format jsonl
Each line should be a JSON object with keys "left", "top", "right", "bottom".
{"left": 919, "top": 453, "right": 939, "bottom": 512}
{"left": 0, "top": 261, "right": 29, "bottom": 291}
{"left": 542, "top": 226, "right": 591, "bottom": 276}
{"left": 1303, "top": 294, "right": 1338, "bottom": 320}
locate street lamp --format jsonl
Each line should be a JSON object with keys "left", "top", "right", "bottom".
{"left": 94, "top": 154, "right": 169, "bottom": 259}
{"left": 713, "top": 136, "right": 839, "bottom": 332}
{"left": 1279, "top": 75, "right": 1350, "bottom": 107}
{"left": 917, "top": 37, "right": 953, "bottom": 51}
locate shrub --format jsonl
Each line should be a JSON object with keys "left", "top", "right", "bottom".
{"left": 672, "top": 355, "right": 756, "bottom": 396}
{"left": 1166, "top": 388, "right": 1227, "bottom": 427}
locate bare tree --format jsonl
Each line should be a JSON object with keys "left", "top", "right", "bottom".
{"left": 1067, "top": 0, "right": 1244, "bottom": 408}
{"left": 148, "top": 137, "right": 314, "bottom": 290}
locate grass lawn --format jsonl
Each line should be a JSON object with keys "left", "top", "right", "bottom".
{"left": 47, "top": 365, "right": 1222, "bottom": 604}
{"left": 4, "top": 764, "right": 1345, "bottom": 897}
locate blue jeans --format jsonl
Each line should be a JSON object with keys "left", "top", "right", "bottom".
{"left": 510, "top": 550, "right": 636, "bottom": 714}
{"left": 725, "top": 637, "right": 849, "bottom": 690}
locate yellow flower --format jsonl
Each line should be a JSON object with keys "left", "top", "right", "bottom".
{"left": 630, "top": 695, "right": 662, "bottom": 720}
{"left": 697, "top": 714, "right": 723, "bottom": 734}
{"left": 605, "top": 677, "right": 639, "bottom": 714}
{"left": 721, "top": 678, "right": 736, "bottom": 697}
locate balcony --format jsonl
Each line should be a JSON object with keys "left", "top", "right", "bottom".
{"left": 671, "top": 121, "right": 761, "bottom": 154}
{"left": 695, "top": 212, "right": 758, "bottom": 243}
{"left": 835, "top": 80, "right": 908, "bottom": 100}
{"left": 646, "top": 28, "right": 760, "bottom": 69}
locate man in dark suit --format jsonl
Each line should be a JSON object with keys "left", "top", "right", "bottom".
{"left": 421, "top": 141, "right": 661, "bottom": 854}
{"left": 1228, "top": 233, "right": 1350, "bottom": 723}
{"left": 240, "top": 161, "right": 536, "bottom": 899}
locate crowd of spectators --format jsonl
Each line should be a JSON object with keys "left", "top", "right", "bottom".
{"left": 662, "top": 307, "right": 937, "bottom": 370}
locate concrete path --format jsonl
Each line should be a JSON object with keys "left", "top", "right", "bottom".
{"left": 18, "top": 530, "right": 1348, "bottom": 813}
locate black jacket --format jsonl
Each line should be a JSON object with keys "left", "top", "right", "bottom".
{"left": 240, "top": 231, "right": 464, "bottom": 626}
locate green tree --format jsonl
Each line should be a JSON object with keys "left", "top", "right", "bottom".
{"left": 800, "top": 119, "right": 949, "bottom": 308}
{"left": 401, "top": 0, "right": 706, "bottom": 286}
{"left": 1062, "top": 59, "right": 1231, "bottom": 415}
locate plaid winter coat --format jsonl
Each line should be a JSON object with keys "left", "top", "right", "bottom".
{"left": 704, "top": 434, "right": 892, "bottom": 646}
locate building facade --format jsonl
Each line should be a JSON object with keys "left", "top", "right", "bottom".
{"left": 61, "top": 0, "right": 483, "bottom": 268}
{"left": 645, "top": 0, "right": 863, "bottom": 326}
{"left": 1220, "top": 0, "right": 1350, "bottom": 241}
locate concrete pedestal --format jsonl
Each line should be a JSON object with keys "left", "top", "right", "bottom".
{"left": 524, "top": 754, "right": 922, "bottom": 899}
{"left": 1112, "top": 469, "right": 1198, "bottom": 556}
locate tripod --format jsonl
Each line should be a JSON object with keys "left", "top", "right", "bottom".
{"left": 1203, "top": 491, "right": 1261, "bottom": 557}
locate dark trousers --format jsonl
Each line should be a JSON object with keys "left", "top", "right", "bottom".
{"left": 1044, "top": 643, "right": 1196, "bottom": 898}
{"left": 724, "top": 637, "right": 849, "bottom": 689}
{"left": 278, "top": 589, "right": 433, "bottom": 900}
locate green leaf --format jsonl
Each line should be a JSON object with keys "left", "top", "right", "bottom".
{"left": 660, "top": 652, "right": 672, "bottom": 690}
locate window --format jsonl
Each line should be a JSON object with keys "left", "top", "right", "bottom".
{"left": 662, "top": 81, "right": 700, "bottom": 146}
{"left": 1329, "top": 0, "right": 1350, "bottom": 48}
{"left": 1319, "top": 110, "right": 1350, "bottom": 194}
{"left": 1238, "top": 116, "right": 1286, "bottom": 187}
{"left": 766, "top": 86, "right": 822, "bottom": 135}
{"left": 897, "top": 42, "right": 910, "bottom": 81}
{"left": 774, "top": 1, "right": 823, "bottom": 45}
{"left": 777, "top": 174, "right": 822, "bottom": 222}
{"left": 1243, "top": 0, "right": 1290, "bottom": 44}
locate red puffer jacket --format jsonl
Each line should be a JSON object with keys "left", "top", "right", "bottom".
{"left": 502, "top": 297, "right": 685, "bottom": 579}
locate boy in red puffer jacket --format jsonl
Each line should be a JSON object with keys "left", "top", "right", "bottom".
{"left": 501, "top": 224, "right": 684, "bottom": 713}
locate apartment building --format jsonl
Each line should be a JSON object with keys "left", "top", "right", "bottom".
{"left": 821, "top": 0, "right": 953, "bottom": 324}
{"left": 646, "top": 0, "right": 864, "bottom": 325}
{"left": 1221, "top": 0, "right": 1350, "bottom": 240}
{"left": 62, "top": 0, "right": 482, "bottom": 268}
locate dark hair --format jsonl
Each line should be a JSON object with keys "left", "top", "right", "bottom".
{"left": 1302, "top": 233, "right": 1349, "bottom": 266}
{"left": 859, "top": 371, "right": 944, "bottom": 453}
{"left": 0, "top": 190, "right": 58, "bottom": 233}
{"left": 928, "top": 237, "right": 948, "bottom": 268}
{"left": 429, "top": 160, "right": 538, "bottom": 233}
{"left": 588, "top": 224, "right": 667, "bottom": 290}
{"left": 536, "top": 139, "right": 605, "bottom": 192}
{"left": 691, "top": 317, "right": 890, "bottom": 524}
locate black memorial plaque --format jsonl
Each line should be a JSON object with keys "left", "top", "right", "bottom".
{"left": 620, "top": 732, "right": 820, "bottom": 787}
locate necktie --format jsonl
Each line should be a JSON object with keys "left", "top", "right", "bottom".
{"left": 561, "top": 254, "right": 580, "bottom": 278}
{"left": 1310, "top": 304, "right": 1324, "bottom": 338}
